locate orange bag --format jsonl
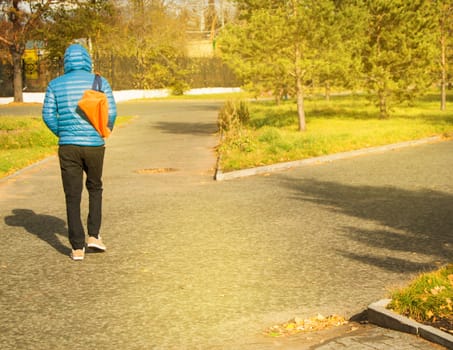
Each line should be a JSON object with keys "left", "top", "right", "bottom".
{"left": 78, "top": 74, "right": 111, "bottom": 138}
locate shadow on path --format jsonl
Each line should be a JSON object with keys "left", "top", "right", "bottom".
{"left": 4, "top": 209, "right": 70, "bottom": 255}
{"left": 154, "top": 121, "right": 218, "bottom": 135}
{"left": 281, "top": 178, "right": 453, "bottom": 272}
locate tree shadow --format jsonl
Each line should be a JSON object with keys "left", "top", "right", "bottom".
{"left": 117, "top": 100, "right": 222, "bottom": 117}
{"left": 280, "top": 178, "right": 453, "bottom": 272}
{"left": 247, "top": 99, "right": 382, "bottom": 129}
{"left": 4, "top": 209, "right": 70, "bottom": 256}
{"left": 419, "top": 93, "right": 453, "bottom": 103}
{"left": 153, "top": 121, "right": 218, "bottom": 136}
{"left": 249, "top": 109, "right": 298, "bottom": 128}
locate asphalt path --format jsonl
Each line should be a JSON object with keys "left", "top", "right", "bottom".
{"left": 0, "top": 100, "right": 451, "bottom": 349}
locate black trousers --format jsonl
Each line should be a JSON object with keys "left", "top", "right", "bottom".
{"left": 58, "top": 145, "right": 105, "bottom": 250}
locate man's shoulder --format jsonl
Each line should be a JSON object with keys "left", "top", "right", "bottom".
{"left": 49, "top": 71, "right": 94, "bottom": 88}
{"left": 48, "top": 74, "right": 64, "bottom": 86}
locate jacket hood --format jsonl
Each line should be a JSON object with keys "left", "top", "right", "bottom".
{"left": 63, "top": 44, "right": 92, "bottom": 73}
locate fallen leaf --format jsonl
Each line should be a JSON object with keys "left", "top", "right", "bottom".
{"left": 430, "top": 286, "right": 446, "bottom": 295}
{"left": 285, "top": 323, "right": 296, "bottom": 331}
{"left": 264, "top": 314, "right": 347, "bottom": 337}
{"left": 448, "top": 274, "right": 453, "bottom": 285}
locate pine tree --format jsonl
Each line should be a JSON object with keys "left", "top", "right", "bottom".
{"left": 315, "top": 0, "right": 367, "bottom": 99}
{"left": 361, "top": 0, "right": 436, "bottom": 118}
{"left": 432, "top": 0, "right": 453, "bottom": 110}
{"left": 219, "top": 0, "right": 341, "bottom": 131}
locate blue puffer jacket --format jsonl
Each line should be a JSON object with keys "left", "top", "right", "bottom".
{"left": 42, "top": 44, "right": 117, "bottom": 146}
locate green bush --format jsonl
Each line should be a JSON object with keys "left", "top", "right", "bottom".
{"left": 171, "top": 81, "right": 190, "bottom": 96}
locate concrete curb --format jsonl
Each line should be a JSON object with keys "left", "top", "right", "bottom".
{"left": 368, "top": 299, "right": 453, "bottom": 349}
{"left": 215, "top": 136, "right": 442, "bottom": 181}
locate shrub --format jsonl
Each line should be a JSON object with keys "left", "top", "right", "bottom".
{"left": 218, "top": 99, "right": 250, "bottom": 133}
{"left": 171, "top": 81, "right": 190, "bottom": 96}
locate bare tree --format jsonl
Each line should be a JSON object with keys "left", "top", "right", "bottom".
{"left": 0, "top": 0, "right": 52, "bottom": 102}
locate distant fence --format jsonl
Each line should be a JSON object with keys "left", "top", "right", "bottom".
{"left": 0, "top": 56, "right": 241, "bottom": 96}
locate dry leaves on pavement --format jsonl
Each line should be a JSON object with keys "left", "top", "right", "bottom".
{"left": 264, "top": 314, "right": 348, "bottom": 337}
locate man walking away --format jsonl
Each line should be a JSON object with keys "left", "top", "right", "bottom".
{"left": 42, "top": 43, "right": 117, "bottom": 261}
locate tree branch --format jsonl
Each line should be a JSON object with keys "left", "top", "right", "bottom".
{"left": 25, "top": 0, "right": 53, "bottom": 33}
{"left": 0, "top": 35, "right": 13, "bottom": 47}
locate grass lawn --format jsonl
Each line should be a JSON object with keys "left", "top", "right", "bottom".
{"left": 218, "top": 93, "right": 453, "bottom": 171}
{"left": 0, "top": 117, "right": 57, "bottom": 178}
{"left": 0, "top": 115, "right": 132, "bottom": 178}
{"left": 388, "top": 264, "right": 453, "bottom": 334}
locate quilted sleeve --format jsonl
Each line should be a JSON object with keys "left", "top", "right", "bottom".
{"left": 42, "top": 85, "right": 59, "bottom": 137}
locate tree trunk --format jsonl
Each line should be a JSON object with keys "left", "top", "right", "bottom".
{"left": 378, "top": 90, "right": 388, "bottom": 119}
{"left": 440, "top": 27, "right": 447, "bottom": 111}
{"left": 296, "top": 76, "right": 306, "bottom": 131}
{"left": 275, "top": 91, "right": 281, "bottom": 105}
{"left": 291, "top": 0, "right": 306, "bottom": 131}
{"left": 325, "top": 82, "right": 331, "bottom": 101}
{"left": 11, "top": 47, "right": 24, "bottom": 103}
{"left": 294, "top": 44, "right": 306, "bottom": 131}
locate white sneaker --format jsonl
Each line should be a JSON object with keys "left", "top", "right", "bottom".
{"left": 87, "top": 236, "right": 106, "bottom": 251}
{"left": 70, "top": 247, "right": 85, "bottom": 261}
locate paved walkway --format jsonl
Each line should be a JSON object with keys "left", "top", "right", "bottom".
{"left": 0, "top": 100, "right": 451, "bottom": 349}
